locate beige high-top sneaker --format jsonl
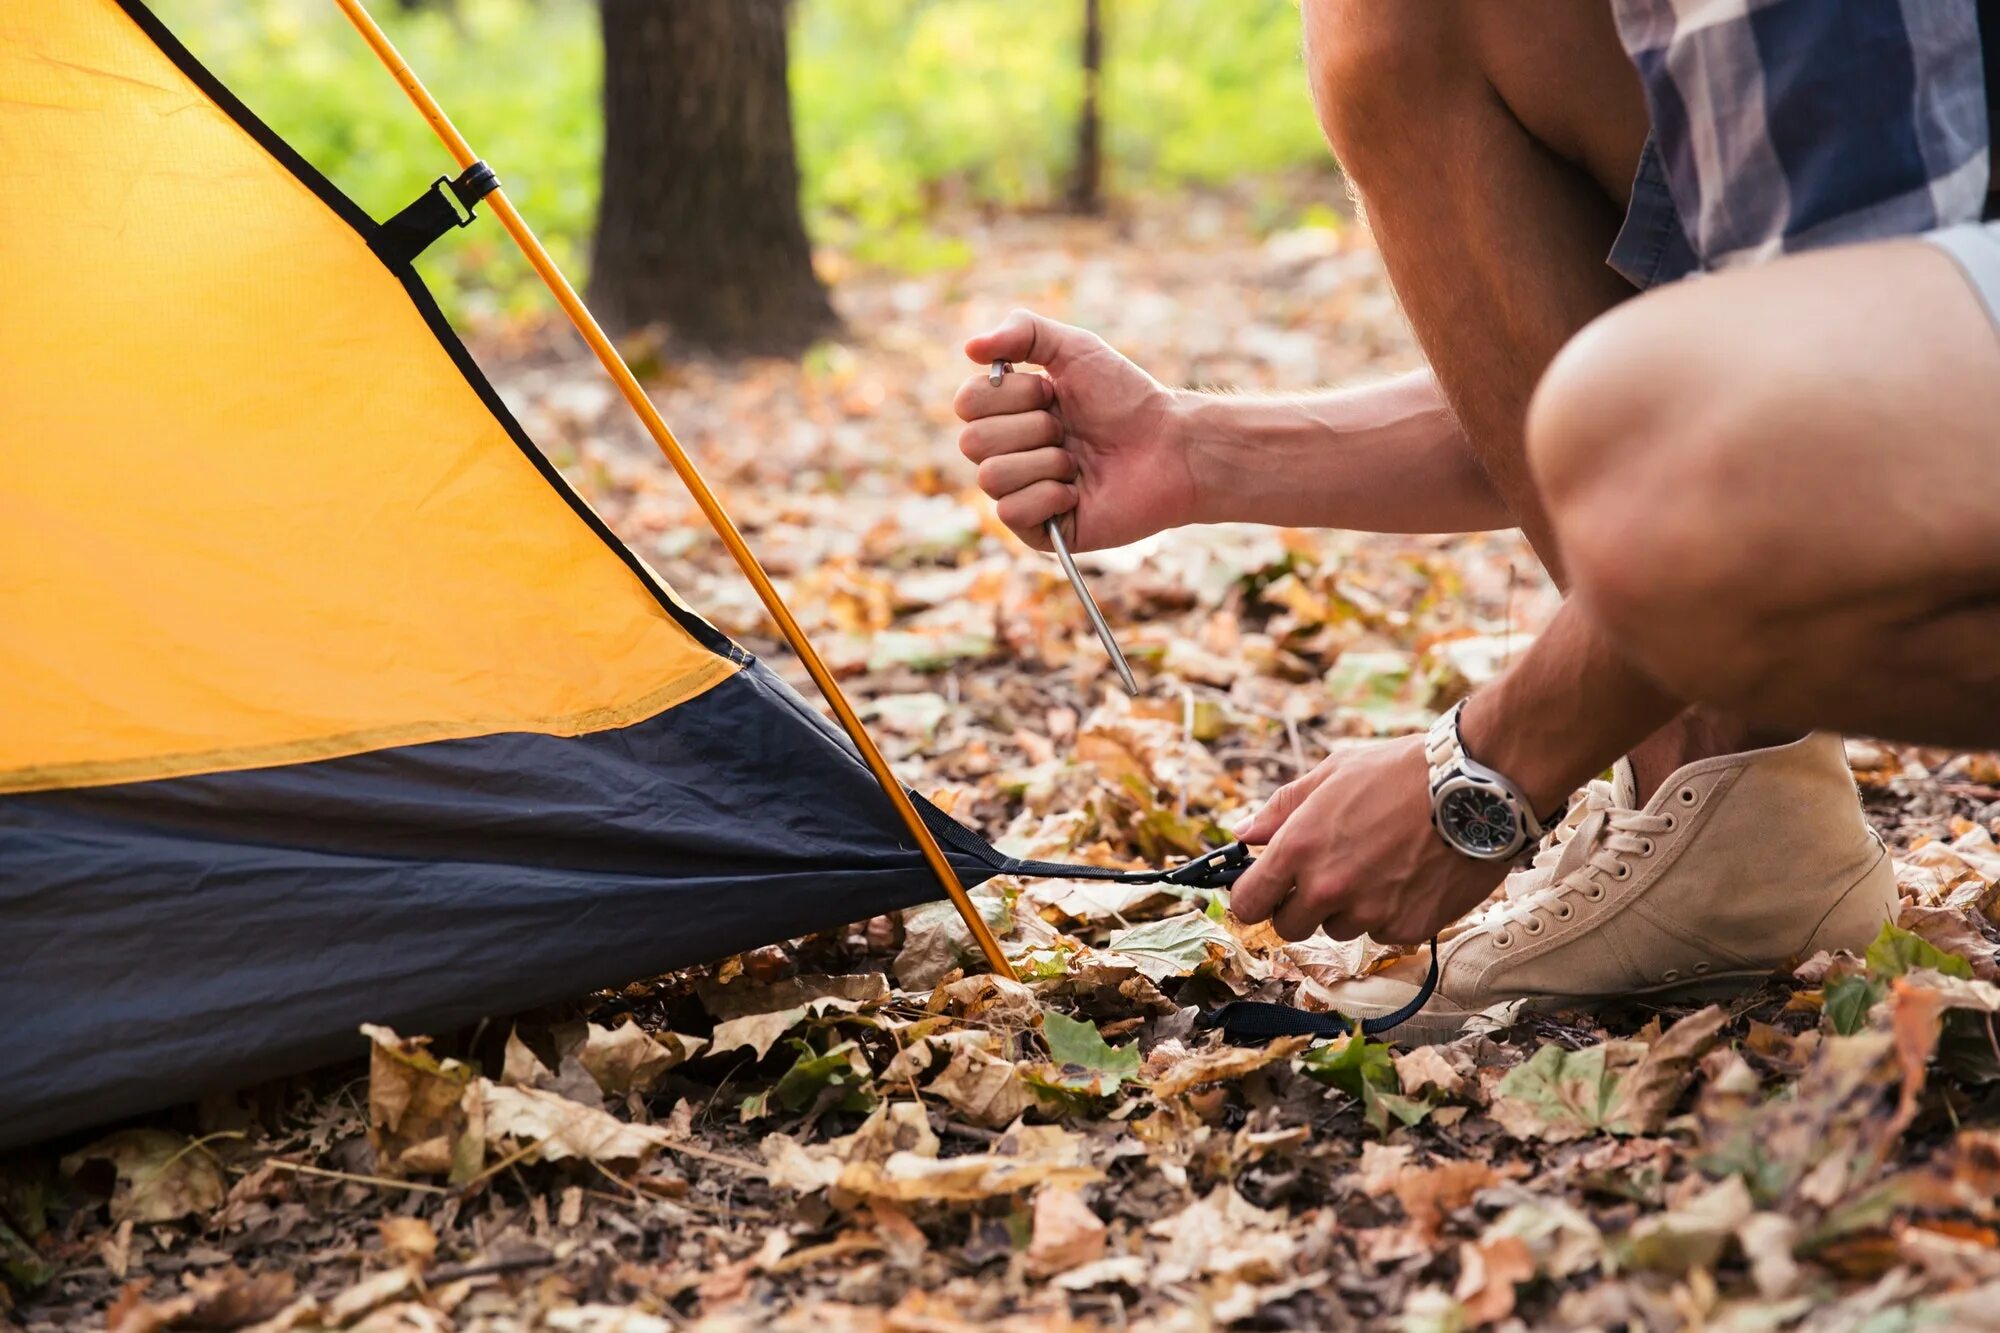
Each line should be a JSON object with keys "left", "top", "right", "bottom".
{"left": 1322, "top": 732, "right": 1896, "bottom": 1043}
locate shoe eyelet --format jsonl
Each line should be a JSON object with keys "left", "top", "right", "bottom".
{"left": 1615, "top": 862, "right": 1632, "bottom": 881}
{"left": 1639, "top": 838, "right": 1655, "bottom": 857}
{"left": 1555, "top": 903, "right": 1574, "bottom": 921}
{"left": 1523, "top": 918, "right": 1544, "bottom": 935}
{"left": 1662, "top": 814, "right": 1677, "bottom": 832}
{"left": 1663, "top": 968, "right": 1681, "bottom": 982}
{"left": 1494, "top": 932, "right": 1512, "bottom": 948}
{"left": 1693, "top": 962, "right": 1711, "bottom": 975}
{"left": 1585, "top": 884, "right": 1605, "bottom": 902}
{"left": 1677, "top": 787, "right": 1698, "bottom": 806}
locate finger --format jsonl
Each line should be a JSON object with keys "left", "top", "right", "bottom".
{"left": 977, "top": 446, "right": 1078, "bottom": 501}
{"left": 1232, "top": 766, "right": 1334, "bottom": 844}
{"left": 1272, "top": 888, "right": 1330, "bottom": 944}
{"left": 964, "top": 308, "right": 1086, "bottom": 369}
{"left": 953, "top": 370, "right": 1054, "bottom": 423}
{"left": 995, "top": 480, "right": 1077, "bottom": 546}
{"left": 1227, "top": 841, "right": 1293, "bottom": 925}
{"left": 958, "top": 410, "right": 1064, "bottom": 464}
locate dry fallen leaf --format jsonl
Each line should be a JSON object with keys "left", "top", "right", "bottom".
{"left": 1393, "top": 1043, "right": 1469, "bottom": 1100}
{"left": 836, "top": 1100, "right": 940, "bottom": 1164}
{"left": 572, "top": 1018, "right": 706, "bottom": 1096}
{"left": 1147, "top": 1034, "right": 1307, "bottom": 1097}
{"left": 709, "top": 1005, "right": 814, "bottom": 1061}
{"left": 104, "top": 1268, "right": 297, "bottom": 1333}
{"left": 1603, "top": 1004, "right": 1729, "bottom": 1133}
{"left": 61, "top": 1128, "right": 226, "bottom": 1226}
{"left": 1454, "top": 1234, "right": 1536, "bottom": 1325}
{"left": 361, "top": 1024, "right": 484, "bottom": 1181}
{"left": 836, "top": 1149, "right": 1098, "bottom": 1207}
{"left": 926, "top": 1041, "right": 1042, "bottom": 1128}
{"left": 1148, "top": 1188, "right": 1297, "bottom": 1282}
{"left": 483, "top": 1084, "right": 672, "bottom": 1164}
{"left": 1388, "top": 1160, "right": 1517, "bottom": 1244}
{"left": 1025, "top": 1185, "right": 1108, "bottom": 1277}
{"left": 378, "top": 1216, "right": 438, "bottom": 1269}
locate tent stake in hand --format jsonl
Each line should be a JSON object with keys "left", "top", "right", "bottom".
{"left": 991, "top": 360, "right": 1139, "bottom": 696}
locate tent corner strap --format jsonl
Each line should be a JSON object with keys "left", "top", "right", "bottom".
{"left": 371, "top": 160, "right": 501, "bottom": 268}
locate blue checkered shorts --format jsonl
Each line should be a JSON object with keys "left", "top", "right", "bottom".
{"left": 1606, "top": 0, "right": 1993, "bottom": 290}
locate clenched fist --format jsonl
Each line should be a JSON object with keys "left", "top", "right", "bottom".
{"left": 956, "top": 309, "right": 1199, "bottom": 552}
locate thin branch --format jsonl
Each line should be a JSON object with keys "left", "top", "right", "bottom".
{"left": 265, "top": 1159, "right": 448, "bottom": 1195}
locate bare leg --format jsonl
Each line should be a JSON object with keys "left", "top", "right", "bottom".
{"left": 1532, "top": 239, "right": 2000, "bottom": 747}
{"left": 1302, "top": 0, "right": 1789, "bottom": 795}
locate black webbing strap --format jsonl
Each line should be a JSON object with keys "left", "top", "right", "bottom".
{"left": 908, "top": 794, "right": 1441, "bottom": 1039}
{"left": 1196, "top": 936, "right": 1440, "bottom": 1043}
{"left": 912, "top": 794, "right": 1256, "bottom": 890}
{"left": 372, "top": 161, "right": 502, "bottom": 267}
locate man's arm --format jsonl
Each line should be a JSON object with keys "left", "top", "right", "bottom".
{"left": 1178, "top": 370, "right": 1514, "bottom": 535}
{"left": 957, "top": 312, "right": 1512, "bottom": 549}
{"left": 1460, "top": 598, "right": 1682, "bottom": 816}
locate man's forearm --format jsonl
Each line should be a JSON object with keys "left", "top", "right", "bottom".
{"left": 1176, "top": 369, "right": 1513, "bottom": 534}
{"left": 1458, "top": 598, "right": 1685, "bottom": 817}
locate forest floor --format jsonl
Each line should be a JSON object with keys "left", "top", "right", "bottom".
{"left": 13, "top": 179, "right": 2000, "bottom": 1332}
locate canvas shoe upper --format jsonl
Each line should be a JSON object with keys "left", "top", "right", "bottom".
{"left": 1321, "top": 731, "right": 1896, "bottom": 1043}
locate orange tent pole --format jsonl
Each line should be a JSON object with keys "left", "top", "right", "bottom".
{"left": 331, "top": 0, "right": 1015, "bottom": 982}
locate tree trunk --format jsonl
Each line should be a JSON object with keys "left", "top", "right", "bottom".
{"left": 1067, "top": 0, "right": 1104, "bottom": 214}
{"left": 589, "top": 0, "right": 836, "bottom": 356}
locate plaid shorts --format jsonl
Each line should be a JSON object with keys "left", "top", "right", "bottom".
{"left": 1607, "top": 0, "right": 1993, "bottom": 289}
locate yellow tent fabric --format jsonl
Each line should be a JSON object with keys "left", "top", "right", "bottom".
{"left": 0, "top": 2, "right": 735, "bottom": 795}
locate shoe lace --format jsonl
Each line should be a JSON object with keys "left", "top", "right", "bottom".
{"left": 1485, "top": 779, "right": 1672, "bottom": 932}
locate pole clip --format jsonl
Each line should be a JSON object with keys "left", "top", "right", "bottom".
{"left": 1158, "top": 840, "right": 1253, "bottom": 889}
{"left": 371, "top": 160, "right": 503, "bottom": 267}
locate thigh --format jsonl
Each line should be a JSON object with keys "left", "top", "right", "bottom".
{"left": 1605, "top": 240, "right": 2000, "bottom": 609}
{"left": 1540, "top": 235, "right": 2000, "bottom": 739}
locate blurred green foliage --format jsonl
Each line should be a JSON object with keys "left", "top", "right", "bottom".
{"left": 149, "top": 0, "right": 1326, "bottom": 317}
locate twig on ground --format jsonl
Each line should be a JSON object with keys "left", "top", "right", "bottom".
{"left": 265, "top": 1160, "right": 448, "bottom": 1195}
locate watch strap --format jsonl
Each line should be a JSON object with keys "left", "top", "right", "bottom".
{"left": 1427, "top": 701, "right": 1557, "bottom": 845}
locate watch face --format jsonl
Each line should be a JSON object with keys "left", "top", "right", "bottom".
{"left": 1438, "top": 784, "right": 1520, "bottom": 857}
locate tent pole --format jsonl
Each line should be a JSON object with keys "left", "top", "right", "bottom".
{"left": 331, "top": 0, "right": 1017, "bottom": 983}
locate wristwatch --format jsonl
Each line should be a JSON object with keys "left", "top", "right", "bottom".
{"left": 1425, "top": 701, "right": 1556, "bottom": 862}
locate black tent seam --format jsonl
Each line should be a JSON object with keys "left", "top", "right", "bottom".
{"left": 111, "top": 0, "right": 735, "bottom": 663}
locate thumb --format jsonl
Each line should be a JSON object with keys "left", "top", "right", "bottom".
{"left": 965, "top": 308, "right": 1075, "bottom": 369}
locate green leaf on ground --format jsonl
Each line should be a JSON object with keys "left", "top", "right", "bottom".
{"left": 1, "top": 1216, "right": 56, "bottom": 1292}
{"left": 1299, "top": 1032, "right": 1427, "bottom": 1133}
{"left": 770, "top": 1039, "right": 876, "bottom": 1116}
{"left": 1866, "top": 922, "right": 1973, "bottom": 981}
{"left": 1825, "top": 974, "right": 1887, "bottom": 1035}
{"left": 1490, "top": 1041, "right": 1650, "bottom": 1143}
{"left": 1038, "top": 1012, "right": 1141, "bottom": 1097}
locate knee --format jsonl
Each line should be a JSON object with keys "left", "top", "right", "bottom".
{"left": 1302, "top": 2, "right": 1466, "bottom": 173}
{"left": 1527, "top": 304, "right": 1790, "bottom": 704}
